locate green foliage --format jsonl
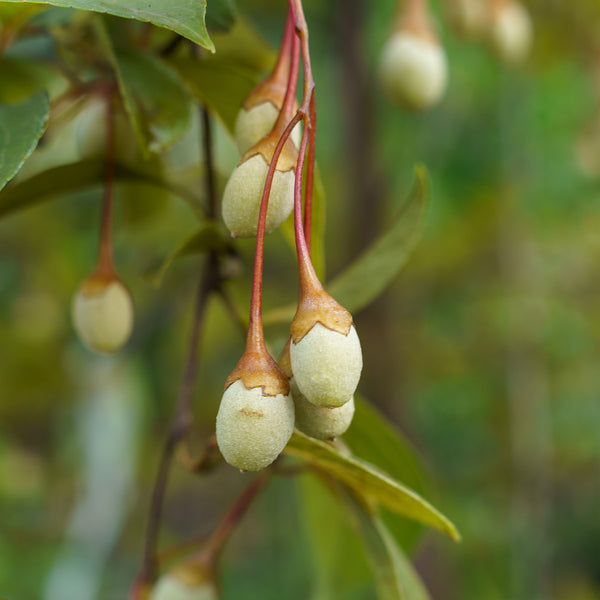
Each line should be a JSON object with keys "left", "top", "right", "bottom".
{"left": 111, "top": 50, "right": 195, "bottom": 155}
{"left": 0, "top": 0, "right": 215, "bottom": 49}
{"left": 0, "top": 91, "right": 49, "bottom": 191}
{"left": 284, "top": 431, "right": 460, "bottom": 541}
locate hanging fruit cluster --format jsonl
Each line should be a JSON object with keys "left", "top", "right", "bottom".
{"left": 216, "top": 6, "right": 363, "bottom": 472}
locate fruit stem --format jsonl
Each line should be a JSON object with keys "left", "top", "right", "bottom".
{"left": 271, "top": 9, "right": 295, "bottom": 91}
{"left": 96, "top": 84, "right": 115, "bottom": 275}
{"left": 274, "top": 16, "right": 301, "bottom": 129}
{"left": 288, "top": 0, "right": 320, "bottom": 292}
{"left": 247, "top": 11, "right": 301, "bottom": 353}
{"left": 201, "top": 471, "right": 269, "bottom": 564}
{"left": 138, "top": 105, "right": 221, "bottom": 586}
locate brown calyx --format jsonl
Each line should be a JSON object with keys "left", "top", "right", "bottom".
{"left": 240, "top": 127, "right": 298, "bottom": 173}
{"left": 395, "top": 0, "right": 439, "bottom": 43}
{"left": 243, "top": 78, "right": 287, "bottom": 111}
{"left": 225, "top": 344, "right": 290, "bottom": 397}
{"left": 171, "top": 556, "right": 216, "bottom": 588}
{"left": 290, "top": 285, "right": 353, "bottom": 344}
{"left": 278, "top": 337, "right": 293, "bottom": 378}
{"left": 80, "top": 268, "right": 122, "bottom": 297}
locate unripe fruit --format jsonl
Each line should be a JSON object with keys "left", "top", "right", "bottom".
{"left": 379, "top": 31, "right": 448, "bottom": 111}
{"left": 290, "top": 323, "right": 362, "bottom": 408}
{"left": 489, "top": 0, "right": 532, "bottom": 64}
{"left": 234, "top": 102, "right": 302, "bottom": 155}
{"left": 149, "top": 574, "right": 218, "bottom": 600}
{"left": 71, "top": 273, "right": 134, "bottom": 354}
{"left": 222, "top": 154, "right": 294, "bottom": 238}
{"left": 292, "top": 378, "right": 355, "bottom": 440}
{"left": 216, "top": 379, "right": 294, "bottom": 471}
{"left": 222, "top": 131, "right": 297, "bottom": 238}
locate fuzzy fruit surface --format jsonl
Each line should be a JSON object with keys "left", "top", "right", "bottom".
{"left": 234, "top": 102, "right": 301, "bottom": 154}
{"left": 378, "top": 31, "right": 448, "bottom": 111}
{"left": 292, "top": 376, "right": 355, "bottom": 440}
{"left": 216, "top": 380, "right": 294, "bottom": 471}
{"left": 222, "top": 155, "right": 294, "bottom": 238}
{"left": 290, "top": 323, "right": 362, "bottom": 408}
{"left": 490, "top": 1, "right": 532, "bottom": 64}
{"left": 149, "top": 574, "right": 218, "bottom": 600}
{"left": 72, "top": 279, "right": 133, "bottom": 354}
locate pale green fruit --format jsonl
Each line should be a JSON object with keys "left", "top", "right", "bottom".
{"left": 379, "top": 31, "right": 448, "bottom": 111}
{"left": 222, "top": 154, "right": 295, "bottom": 238}
{"left": 234, "top": 102, "right": 302, "bottom": 154}
{"left": 72, "top": 278, "right": 133, "bottom": 354}
{"left": 292, "top": 376, "right": 355, "bottom": 440}
{"left": 150, "top": 574, "right": 218, "bottom": 600}
{"left": 489, "top": 1, "right": 532, "bottom": 64}
{"left": 216, "top": 380, "right": 294, "bottom": 471}
{"left": 290, "top": 323, "right": 362, "bottom": 408}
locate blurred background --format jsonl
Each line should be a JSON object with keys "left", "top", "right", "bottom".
{"left": 0, "top": 0, "right": 599, "bottom": 598}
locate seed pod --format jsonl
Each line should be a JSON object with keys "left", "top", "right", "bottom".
{"left": 216, "top": 380, "right": 294, "bottom": 471}
{"left": 217, "top": 345, "right": 293, "bottom": 471}
{"left": 279, "top": 338, "right": 355, "bottom": 438}
{"left": 150, "top": 562, "right": 218, "bottom": 600}
{"left": 379, "top": 31, "right": 448, "bottom": 111}
{"left": 222, "top": 133, "right": 297, "bottom": 238}
{"left": 488, "top": 0, "right": 532, "bottom": 64}
{"left": 234, "top": 101, "right": 302, "bottom": 155}
{"left": 293, "top": 379, "right": 355, "bottom": 440}
{"left": 288, "top": 285, "right": 362, "bottom": 408}
{"left": 291, "top": 323, "right": 362, "bottom": 408}
{"left": 71, "top": 272, "right": 133, "bottom": 354}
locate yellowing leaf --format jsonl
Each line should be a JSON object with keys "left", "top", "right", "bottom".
{"left": 284, "top": 430, "right": 460, "bottom": 541}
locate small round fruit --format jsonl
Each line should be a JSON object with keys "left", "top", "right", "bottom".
{"left": 290, "top": 323, "right": 362, "bottom": 408}
{"left": 216, "top": 379, "right": 294, "bottom": 471}
{"left": 221, "top": 154, "right": 295, "bottom": 238}
{"left": 234, "top": 102, "right": 301, "bottom": 155}
{"left": 489, "top": 1, "right": 532, "bottom": 64}
{"left": 379, "top": 31, "right": 448, "bottom": 111}
{"left": 150, "top": 574, "right": 218, "bottom": 600}
{"left": 72, "top": 275, "right": 133, "bottom": 354}
{"left": 292, "top": 376, "right": 355, "bottom": 440}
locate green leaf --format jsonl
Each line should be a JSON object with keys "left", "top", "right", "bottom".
{"left": 0, "top": 0, "right": 214, "bottom": 50}
{"left": 342, "top": 491, "right": 431, "bottom": 600}
{"left": 170, "top": 56, "right": 258, "bottom": 135}
{"left": 110, "top": 50, "right": 195, "bottom": 155}
{"left": 0, "top": 58, "right": 64, "bottom": 104}
{"left": 299, "top": 473, "right": 373, "bottom": 600}
{"left": 0, "top": 91, "right": 50, "bottom": 192}
{"left": 284, "top": 430, "right": 460, "bottom": 542}
{"left": 0, "top": 159, "right": 200, "bottom": 218}
{"left": 345, "top": 396, "right": 430, "bottom": 550}
{"left": 145, "top": 221, "right": 231, "bottom": 287}
{"left": 328, "top": 166, "right": 430, "bottom": 314}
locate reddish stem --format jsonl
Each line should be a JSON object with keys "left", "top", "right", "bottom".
{"left": 96, "top": 85, "right": 115, "bottom": 275}
{"left": 271, "top": 10, "right": 295, "bottom": 89}
{"left": 292, "top": 94, "right": 321, "bottom": 294}
{"left": 201, "top": 471, "right": 269, "bottom": 563}
{"left": 247, "top": 14, "right": 301, "bottom": 352}
{"left": 287, "top": 0, "right": 319, "bottom": 290}
{"left": 303, "top": 92, "right": 317, "bottom": 253}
